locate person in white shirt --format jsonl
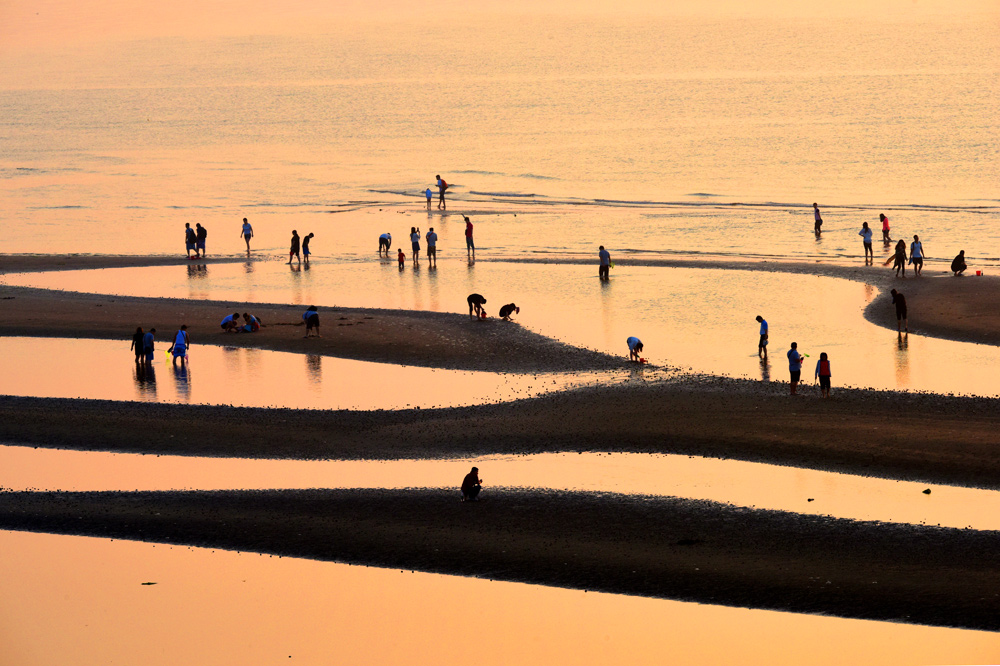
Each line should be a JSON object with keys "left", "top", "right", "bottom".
{"left": 910, "top": 235, "right": 925, "bottom": 276}
{"left": 813, "top": 203, "right": 823, "bottom": 235}
{"left": 240, "top": 218, "right": 253, "bottom": 252}
{"left": 858, "top": 223, "right": 873, "bottom": 264}
{"left": 755, "top": 315, "right": 768, "bottom": 358}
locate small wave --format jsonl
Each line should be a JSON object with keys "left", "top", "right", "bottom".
{"left": 687, "top": 192, "right": 723, "bottom": 197}
{"left": 247, "top": 202, "right": 326, "bottom": 208}
{"left": 516, "top": 173, "right": 560, "bottom": 181}
{"left": 166, "top": 205, "right": 224, "bottom": 210}
{"left": 453, "top": 170, "right": 506, "bottom": 177}
{"left": 469, "top": 191, "right": 536, "bottom": 198}
{"left": 27, "top": 205, "right": 87, "bottom": 210}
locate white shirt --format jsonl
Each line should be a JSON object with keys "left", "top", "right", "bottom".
{"left": 859, "top": 227, "right": 873, "bottom": 242}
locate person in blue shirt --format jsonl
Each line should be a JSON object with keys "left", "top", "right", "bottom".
{"left": 859, "top": 222, "right": 874, "bottom": 264}
{"left": 787, "top": 342, "right": 804, "bottom": 395}
{"left": 627, "top": 336, "right": 643, "bottom": 362}
{"left": 599, "top": 246, "right": 611, "bottom": 280}
{"left": 221, "top": 312, "right": 241, "bottom": 333}
{"left": 425, "top": 188, "right": 433, "bottom": 210}
{"left": 184, "top": 223, "right": 197, "bottom": 258}
{"left": 169, "top": 325, "right": 190, "bottom": 366}
{"left": 378, "top": 232, "right": 392, "bottom": 256}
{"left": 426, "top": 227, "right": 438, "bottom": 266}
{"left": 142, "top": 328, "right": 156, "bottom": 365}
{"left": 755, "top": 315, "right": 768, "bottom": 358}
{"left": 302, "top": 306, "right": 320, "bottom": 338}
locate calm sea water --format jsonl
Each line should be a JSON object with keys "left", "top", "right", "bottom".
{"left": 2, "top": 14, "right": 997, "bottom": 260}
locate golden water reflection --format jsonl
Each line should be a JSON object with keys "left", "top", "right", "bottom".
{"left": 1, "top": 531, "right": 997, "bottom": 666}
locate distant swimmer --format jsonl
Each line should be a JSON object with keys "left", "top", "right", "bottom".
{"left": 461, "top": 466, "right": 482, "bottom": 502}
{"left": 302, "top": 232, "right": 314, "bottom": 264}
{"left": 755, "top": 315, "right": 768, "bottom": 358}
{"left": 379, "top": 232, "right": 392, "bottom": 256}
{"left": 184, "top": 223, "right": 197, "bottom": 259}
{"left": 880, "top": 213, "right": 891, "bottom": 243}
{"left": 910, "top": 235, "right": 924, "bottom": 276}
{"left": 814, "top": 352, "right": 832, "bottom": 399}
{"left": 410, "top": 226, "right": 421, "bottom": 263}
{"left": 464, "top": 215, "right": 475, "bottom": 258}
{"left": 951, "top": 250, "right": 967, "bottom": 276}
{"left": 240, "top": 218, "right": 253, "bottom": 251}
{"left": 787, "top": 341, "right": 804, "bottom": 395}
{"left": 467, "top": 293, "right": 487, "bottom": 319}
{"left": 169, "top": 324, "right": 190, "bottom": 366}
{"left": 890, "top": 289, "right": 908, "bottom": 332}
{"left": 195, "top": 223, "right": 207, "bottom": 258}
{"left": 858, "top": 222, "right": 873, "bottom": 264}
{"left": 626, "top": 336, "right": 643, "bottom": 362}
{"left": 436, "top": 175, "right": 449, "bottom": 210}
{"left": 599, "top": 245, "right": 611, "bottom": 280}
{"left": 288, "top": 230, "right": 301, "bottom": 265}
{"left": 302, "top": 305, "right": 320, "bottom": 338}
{"left": 499, "top": 303, "right": 520, "bottom": 321}
{"left": 425, "top": 187, "right": 433, "bottom": 210}
{"left": 426, "top": 227, "right": 438, "bottom": 266}
{"left": 221, "top": 312, "right": 241, "bottom": 333}
{"left": 813, "top": 203, "right": 823, "bottom": 235}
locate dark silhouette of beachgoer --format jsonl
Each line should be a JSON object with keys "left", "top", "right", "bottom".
{"left": 461, "top": 466, "right": 482, "bottom": 501}
{"left": 379, "top": 232, "right": 392, "bottom": 256}
{"left": 951, "top": 250, "right": 967, "bottom": 276}
{"left": 910, "top": 235, "right": 925, "bottom": 276}
{"left": 755, "top": 315, "right": 768, "bottom": 358}
{"left": 142, "top": 328, "right": 156, "bottom": 365}
{"left": 288, "top": 230, "right": 301, "bottom": 265}
{"left": 859, "top": 222, "right": 873, "bottom": 263}
{"left": 891, "top": 239, "right": 908, "bottom": 277}
{"left": 436, "top": 174, "right": 448, "bottom": 210}
{"left": 425, "top": 188, "right": 433, "bottom": 210}
{"left": 880, "top": 213, "right": 890, "bottom": 243}
{"left": 468, "top": 293, "right": 487, "bottom": 319}
{"left": 240, "top": 218, "right": 253, "bottom": 251}
{"left": 195, "top": 223, "right": 207, "bottom": 257}
{"left": 242, "top": 313, "right": 261, "bottom": 332}
{"left": 426, "top": 227, "right": 438, "bottom": 266}
{"left": 890, "top": 289, "right": 908, "bottom": 332}
{"left": 221, "top": 312, "right": 241, "bottom": 333}
{"left": 599, "top": 245, "right": 611, "bottom": 280}
{"left": 303, "top": 233, "right": 314, "bottom": 263}
{"left": 627, "top": 336, "right": 643, "bottom": 361}
{"left": 397, "top": 248, "right": 405, "bottom": 269}
{"left": 302, "top": 305, "right": 320, "bottom": 338}
{"left": 130, "top": 326, "right": 144, "bottom": 363}
{"left": 185, "top": 223, "right": 197, "bottom": 258}
{"left": 464, "top": 216, "right": 474, "bottom": 258}
{"left": 499, "top": 303, "right": 520, "bottom": 321}
{"left": 787, "top": 342, "right": 804, "bottom": 395}
{"left": 410, "top": 226, "right": 421, "bottom": 263}
{"left": 813, "top": 203, "right": 823, "bottom": 235}
{"left": 814, "top": 352, "right": 832, "bottom": 398}
{"left": 169, "top": 324, "right": 190, "bottom": 366}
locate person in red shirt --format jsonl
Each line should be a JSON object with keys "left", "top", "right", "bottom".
{"left": 461, "top": 467, "right": 482, "bottom": 501}
{"left": 814, "top": 352, "right": 832, "bottom": 399}
{"left": 464, "top": 215, "right": 475, "bottom": 259}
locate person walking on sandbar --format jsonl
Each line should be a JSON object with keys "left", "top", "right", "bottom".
{"left": 889, "top": 239, "right": 907, "bottom": 277}
{"left": 599, "top": 245, "right": 611, "bottom": 280}
{"left": 890, "top": 289, "right": 908, "bottom": 332}
{"left": 814, "top": 352, "right": 832, "bottom": 399}
{"left": 755, "top": 315, "right": 768, "bottom": 358}
{"left": 467, "top": 293, "right": 487, "bottom": 319}
{"left": 910, "top": 235, "right": 925, "bottom": 276}
{"left": 436, "top": 175, "right": 449, "bottom": 210}
{"left": 240, "top": 218, "right": 253, "bottom": 252}
{"left": 184, "top": 223, "right": 197, "bottom": 259}
{"left": 859, "top": 222, "right": 874, "bottom": 264}
{"left": 787, "top": 342, "right": 804, "bottom": 395}
{"left": 195, "top": 223, "right": 207, "bottom": 258}
{"left": 288, "top": 230, "right": 301, "bottom": 265}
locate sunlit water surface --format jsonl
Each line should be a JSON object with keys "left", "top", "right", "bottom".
{"left": 8, "top": 262, "right": 1000, "bottom": 396}
{"left": 2, "top": 446, "right": 998, "bottom": 531}
{"left": 2, "top": 531, "right": 997, "bottom": 666}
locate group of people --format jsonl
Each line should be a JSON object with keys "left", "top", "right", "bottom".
{"left": 130, "top": 325, "right": 192, "bottom": 366}
{"left": 221, "top": 312, "right": 263, "bottom": 333}
{"left": 465, "top": 293, "right": 520, "bottom": 321}
{"left": 287, "top": 231, "right": 315, "bottom": 265}
{"left": 184, "top": 223, "right": 208, "bottom": 259}
{"left": 754, "top": 316, "right": 832, "bottom": 397}
{"left": 381, "top": 214, "right": 476, "bottom": 267}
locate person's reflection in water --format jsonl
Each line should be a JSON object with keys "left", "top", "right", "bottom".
{"left": 289, "top": 263, "right": 301, "bottom": 273}
{"left": 895, "top": 332, "right": 910, "bottom": 387}
{"left": 306, "top": 355, "right": 322, "bottom": 385}
{"left": 186, "top": 264, "right": 208, "bottom": 279}
{"left": 172, "top": 363, "right": 191, "bottom": 402}
{"left": 133, "top": 363, "right": 157, "bottom": 400}
{"left": 243, "top": 258, "right": 255, "bottom": 275}
{"left": 759, "top": 356, "right": 770, "bottom": 382}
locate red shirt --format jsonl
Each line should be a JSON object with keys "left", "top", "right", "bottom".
{"left": 465, "top": 222, "right": 473, "bottom": 238}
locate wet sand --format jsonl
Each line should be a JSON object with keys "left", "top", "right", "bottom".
{"left": 2, "top": 488, "right": 998, "bottom": 631}
{"left": 4, "top": 253, "right": 1000, "bottom": 628}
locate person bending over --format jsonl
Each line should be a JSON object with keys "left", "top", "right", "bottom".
{"left": 468, "top": 293, "right": 487, "bottom": 319}
{"left": 627, "top": 336, "right": 643, "bottom": 362}
{"left": 221, "top": 312, "right": 241, "bottom": 333}
{"left": 302, "top": 305, "right": 320, "bottom": 338}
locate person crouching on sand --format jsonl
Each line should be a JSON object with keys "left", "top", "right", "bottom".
{"left": 302, "top": 305, "right": 320, "bottom": 338}
{"left": 499, "top": 303, "right": 520, "bottom": 321}
{"left": 627, "top": 336, "right": 643, "bottom": 362}
{"left": 952, "top": 250, "right": 967, "bottom": 276}
{"left": 221, "top": 312, "right": 241, "bottom": 333}
{"left": 461, "top": 466, "right": 482, "bottom": 501}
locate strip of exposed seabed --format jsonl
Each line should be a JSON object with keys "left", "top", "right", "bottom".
{"left": 3, "top": 255, "right": 1000, "bottom": 632}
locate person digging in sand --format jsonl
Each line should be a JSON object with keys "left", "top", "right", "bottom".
{"left": 302, "top": 305, "right": 320, "bottom": 338}
{"left": 468, "top": 293, "right": 487, "bottom": 319}
{"left": 627, "top": 336, "right": 644, "bottom": 362}
{"left": 499, "top": 303, "right": 520, "bottom": 321}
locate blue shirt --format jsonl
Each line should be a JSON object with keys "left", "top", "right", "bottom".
{"left": 142, "top": 331, "right": 154, "bottom": 351}
{"left": 426, "top": 232, "right": 437, "bottom": 247}
{"left": 599, "top": 248, "right": 610, "bottom": 266}
{"left": 627, "top": 337, "right": 642, "bottom": 351}
{"left": 759, "top": 319, "right": 768, "bottom": 335}
{"left": 303, "top": 309, "right": 317, "bottom": 321}
{"left": 221, "top": 315, "right": 236, "bottom": 326}
{"left": 787, "top": 348, "right": 802, "bottom": 371}
{"left": 859, "top": 227, "right": 873, "bottom": 243}
{"left": 425, "top": 189, "right": 432, "bottom": 199}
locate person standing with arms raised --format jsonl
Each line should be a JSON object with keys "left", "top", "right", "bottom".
{"left": 464, "top": 215, "right": 475, "bottom": 259}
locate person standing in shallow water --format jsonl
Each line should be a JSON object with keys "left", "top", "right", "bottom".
{"left": 787, "top": 341, "right": 804, "bottom": 395}
{"left": 890, "top": 239, "right": 907, "bottom": 277}
{"left": 859, "top": 222, "right": 873, "bottom": 264}
{"left": 464, "top": 215, "right": 475, "bottom": 258}
{"left": 425, "top": 227, "right": 437, "bottom": 266}
{"left": 461, "top": 466, "right": 482, "bottom": 501}
{"left": 813, "top": 203, "right": 823, "bottom": 235}
{"left": 302, "top": 233, "right": 314, "bottom": 264}
{"left": 599, "top": 245, "right": 611, "bottom": 280}
{"left": 436, "top": 174, "right": 448, "bottom": 210}
{"left": 184, "top": 223, "right": 197, "bottom": 258}
{"left": 755, "top": 315, "right": 768, "bottom": 359}
{"left": 142, "top": 328, "right": 156, "bottom": 365}
{"left": 410, "top": 226, "right": 421, "bottom": 264}
{"left": 130, "top": 326, "right": 144, "bottom": 363}
{"left": 240, "top": 218, "right": 253, "bottom": 252}
{"left": 890, "top": 289, "right": 908, "bottom": 332}
{"left": 880, "top": 213, "right": 891, "bottom": 243}
{"left": 288, "top": 230, "right": 301, "bottom": 265}
{"left": 814, "top": 352, "right": 832, "bottom": 399}
{"left": 195, "top": 223, "right": 207, "bottom": 258}
{"left": 910, "top": 235, "right": 925, "bottom": 276}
